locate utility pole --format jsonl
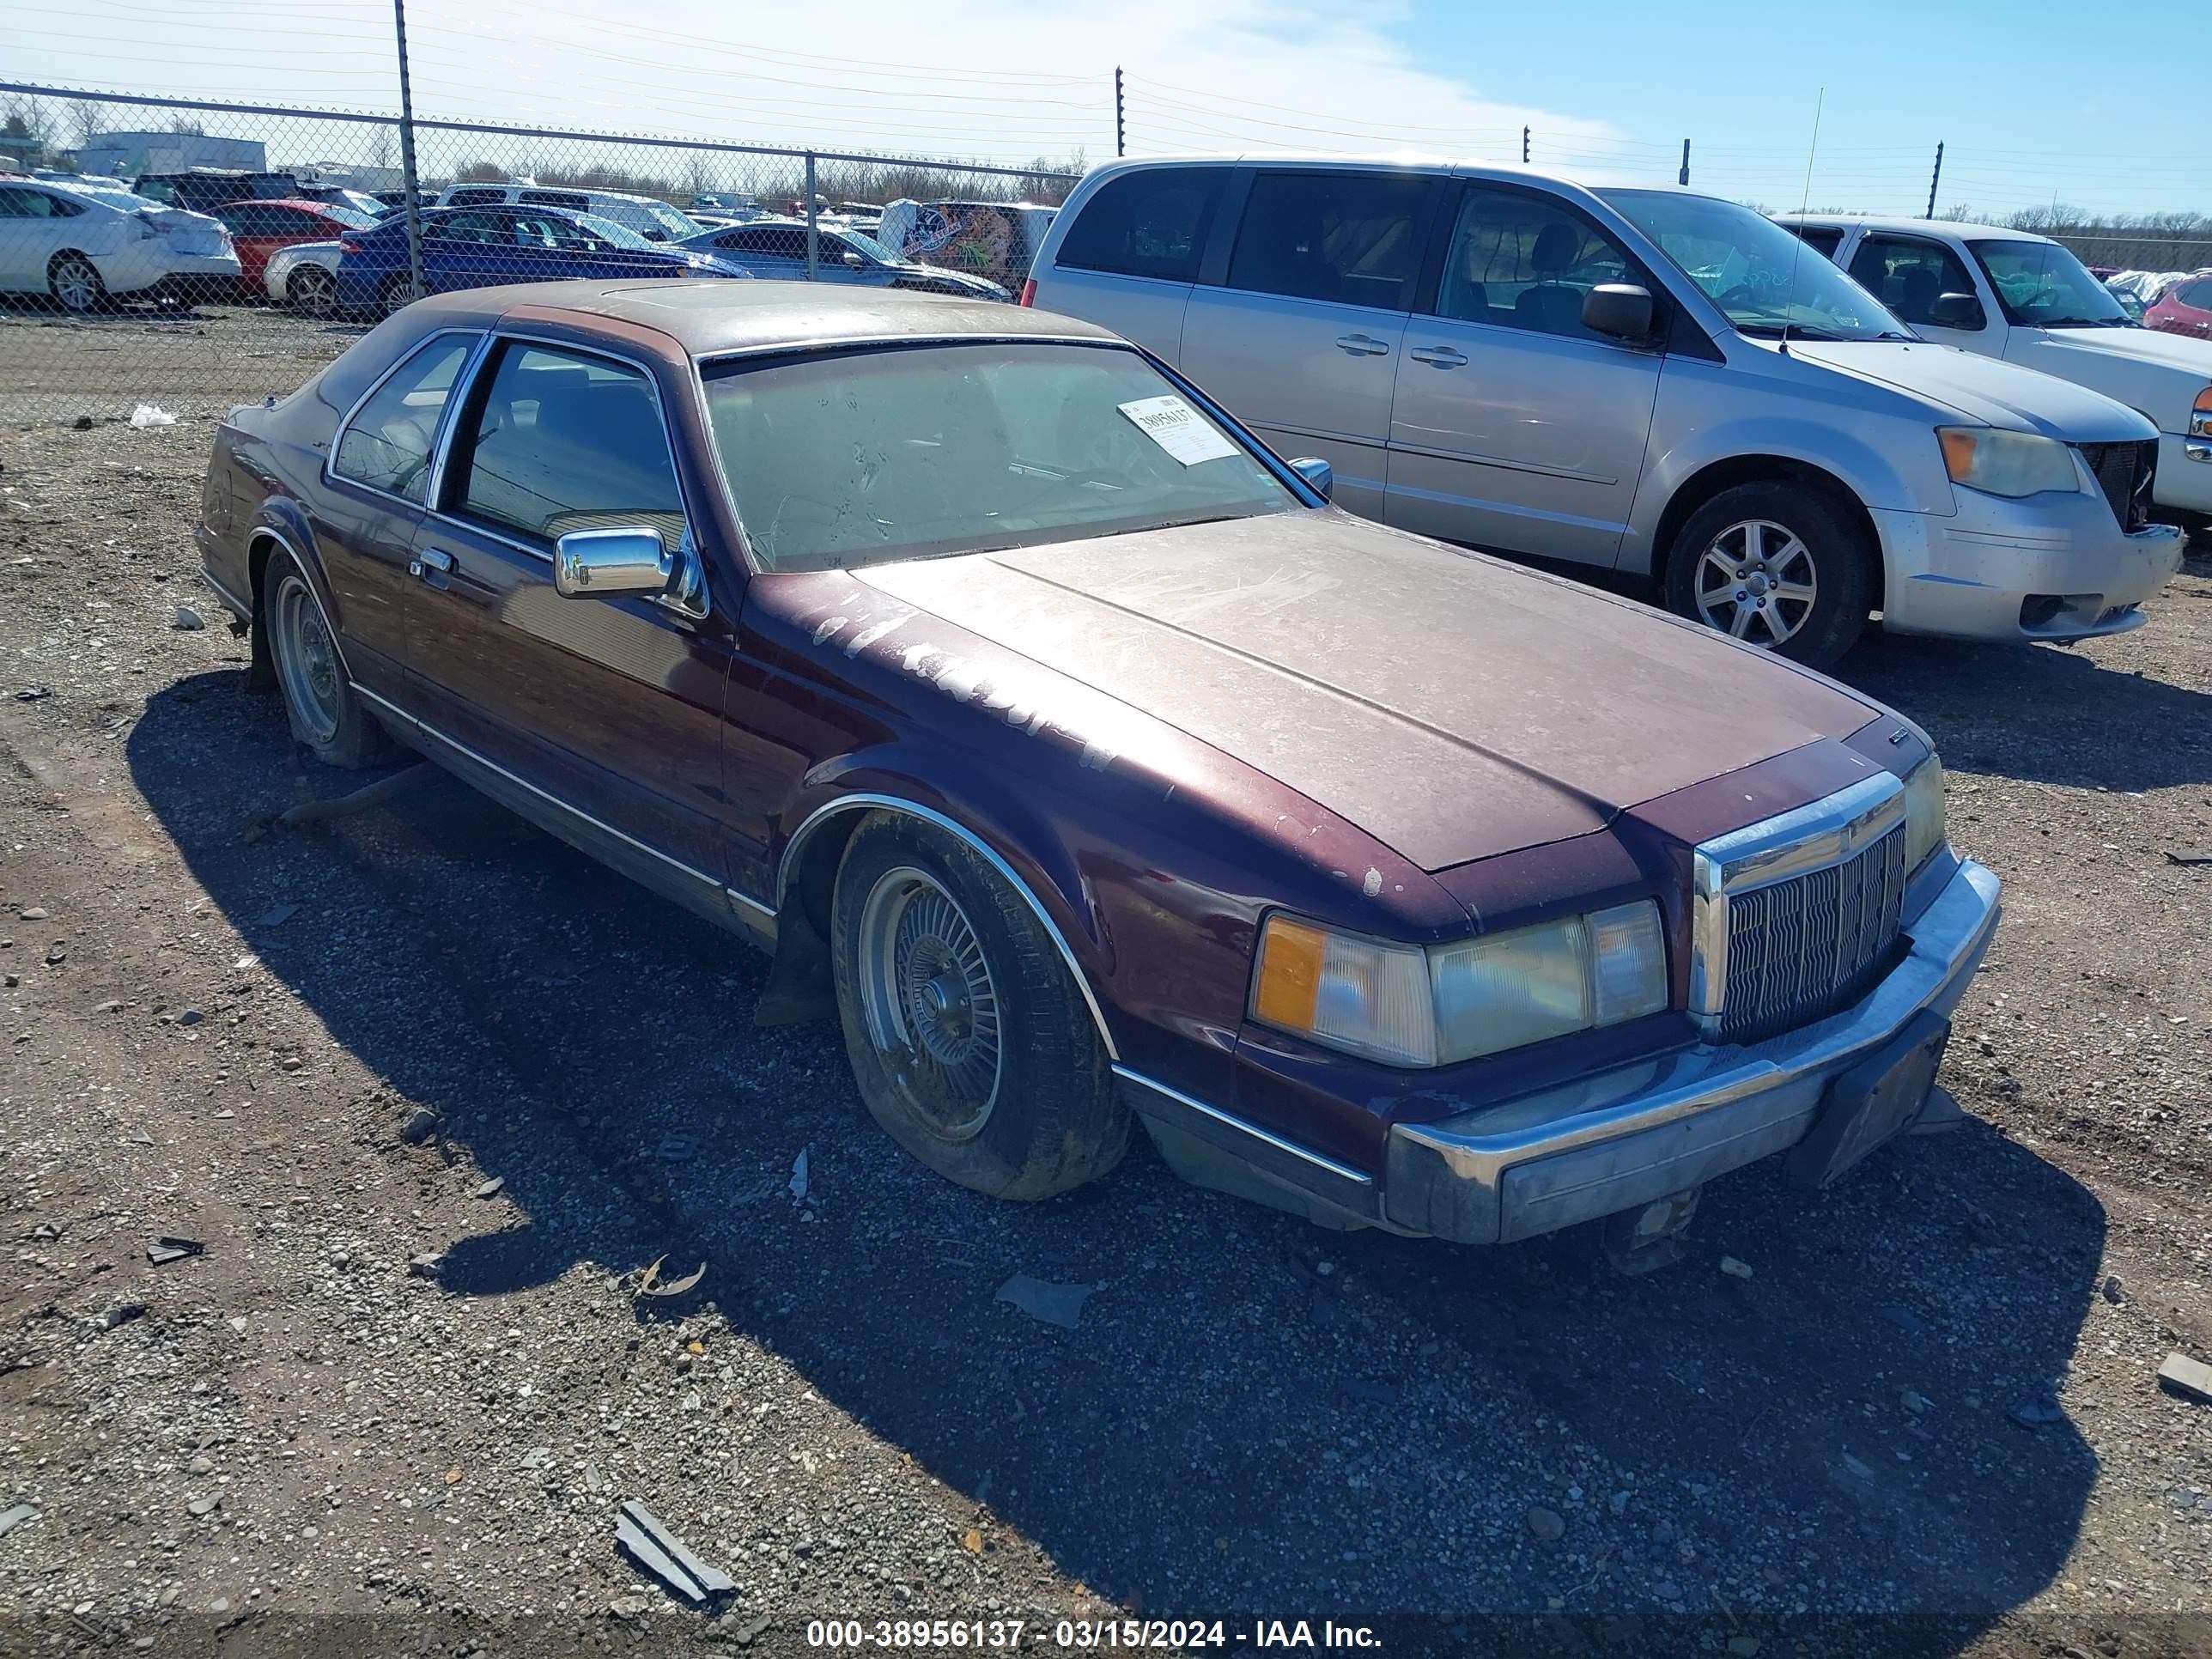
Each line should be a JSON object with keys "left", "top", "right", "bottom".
{"left": 1521, "top": 125, "right": 1529, "bottom": 164}
{"left": 1679, "top": 139, "right": 1690, "bottom": 186}
{"left": 1924, "top": 141, "right": 1944, "bottom": 219}
{"left": 392, "top": 0, "right": 424, "bottom": 303}
{"left": 1114, "top": 68, "right": 1125, "bottom": 158}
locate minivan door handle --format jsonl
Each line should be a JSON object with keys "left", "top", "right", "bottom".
{"left": 1334, "top": 333, "right": 1392, "bottom": 356}
{"left": 1408, "top": 345, "right": 1468, "bottom": 368}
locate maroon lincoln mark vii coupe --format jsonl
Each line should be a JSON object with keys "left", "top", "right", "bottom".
{"left": 197, "top": 282, "right": 2000, "bottom": 1260}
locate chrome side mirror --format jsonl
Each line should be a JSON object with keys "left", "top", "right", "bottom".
{"left": 553, "top": 527, "right": 673, "bottom": 598}
{"left": 1290, "top": 456, "right": 1334, "bottom": 501}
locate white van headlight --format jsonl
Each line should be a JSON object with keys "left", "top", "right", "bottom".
{"left": 1937, "top": 428, "right": 2081, "bottom": 498}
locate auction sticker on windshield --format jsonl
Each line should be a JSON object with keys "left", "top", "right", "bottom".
{"left": 1117, "top": 395, "right": 1239, "bottom": 465}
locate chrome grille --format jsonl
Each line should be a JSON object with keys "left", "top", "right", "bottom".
{"left": 1718, "top": 823, "right": 1907, "bottom": 1043}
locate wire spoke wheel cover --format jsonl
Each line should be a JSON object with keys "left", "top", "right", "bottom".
{"left": 856, "top": 865, "right": 1003, "bottom": 1140}
{"left": 271, "top": 571, "right": 343, "bottom": 747}
{"left": 1692, "top": 518, "right": 1819, "bottom": 648}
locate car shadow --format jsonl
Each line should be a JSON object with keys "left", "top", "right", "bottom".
{"left": 126, "top": 668, "right": 2105, "bottom": 1644}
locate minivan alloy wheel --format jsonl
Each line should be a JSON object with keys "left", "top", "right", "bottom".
{"left": 855, "top": 865, "right": 1003, "bottom": 1139}
{"left": 1692, "top": 519, "right": 1819, "bottom": 647}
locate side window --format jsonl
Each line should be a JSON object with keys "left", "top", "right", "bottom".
{"left": 331, "top": 335, "right": 476, "bottom": 504}
{"left": 1847, "top": 235, "right": 1979, "bottom": 327}
{"left": 1790, "top": 226, "right": 1844, "bottom": 261}
{"left": 428, "top": 209, "right": 511, "bottom": 245}
{"left": 726, "top": 227, "right": 810, "bottom": 258}
{"left": 2176, "top": 278, "right": 2212, "bottom": 309}
{"left": 0, "top": 188, "right": 34, "bottom": 218}
{"left": 452, "top": 343, "right": 688, "bottom": 550}
{"left": 519, "top": 190, "right": 591, "bottom": 212}
{"left": 1226, "top": 171, "right": 1428, "bottom": 310}
{"left": 446, "top": 187, "right": 507, "bottom": 207}
{"left": 263, "top": 207, "right": 320, "bottom": 236}
{"left": 1055, "top": 167, "right": 1225, "bottom": 283}
{"left": 222, "top": 204, "right": 273, "bottom": 235}
{"left": 1434, "top": 185, "right": 1634, "bottom": 338}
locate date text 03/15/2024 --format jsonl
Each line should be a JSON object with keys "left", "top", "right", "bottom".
{"left": 803, "top": 1620, "right": 1383, "bottom": 1650}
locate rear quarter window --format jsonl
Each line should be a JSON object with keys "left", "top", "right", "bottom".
{"left": 1057, "top": 168, "right": 1225, "bottom": 283}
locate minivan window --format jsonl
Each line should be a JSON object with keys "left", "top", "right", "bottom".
{"left": 702, "top": 342, "right": 1297, "bottom": 573}
{"left": 331, "top": 334, "right": 474, "bottom": 504}
{"left": 1968, "top": 238, "right": 2133, "bottom": 328}
{"left": 1437, "top": 185, "right": 1635, "bottom": 338}
{"left": 1846, "top": 235, "right": 1981, "bottom": 328}
{"left": 1226, "top": 172, "right": 1427, "bottom": 311}
{"left": 1601, "top": 189, "right": 1908, "bottom": 343}
{"left": 453, "top": 343, "right": 688, "bottom": 550}
{"left": 1787, "top": 225, "right": 1844, "bottom": 260}
{"left": 1055, "top": 167, "right": 1224, "bottom": 283}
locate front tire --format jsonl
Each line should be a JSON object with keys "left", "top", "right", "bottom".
{"left": 831, "top": 813, "right": 1127, "bottom": 1202}
{"left": 288, "top": 264, "right": 337, "bottom": 319}
{"left": 260, "top": 547, "right": 388, "bottom": 769}
{"left": 1662, "top": 481, "right": 1875, "bottom": 671}
{"left": 48, "top": 252, "right": 106, "bottom": 314}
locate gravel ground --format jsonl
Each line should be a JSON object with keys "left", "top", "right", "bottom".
{"left": 0, "top": 299, "right": 362, "bottom": 422}
{"left": 2, "top": 378, "right": 2211, "bottom": 1658}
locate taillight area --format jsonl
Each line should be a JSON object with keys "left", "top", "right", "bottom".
{"left": 338, "top": 235, "right": 366, "bottom": 252}
{"left": 1018, "top": 278, "right": 1036, "bottom": 307}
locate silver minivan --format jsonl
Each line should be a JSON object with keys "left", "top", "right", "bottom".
{"left": 1025, "top": 158, "right": 2185, "bottom": 668}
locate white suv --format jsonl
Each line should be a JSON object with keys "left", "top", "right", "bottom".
{"left": 1026, "top": 157, "right": 2185, "bottom": 667}
{"left": 0, "top": 178, "right": 238, "bottom": 310}
{"left": 1780, "top": 216, "right": 2212, "bottom": 536}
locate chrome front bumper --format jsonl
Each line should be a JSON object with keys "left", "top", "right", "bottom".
{"left": 1384, "top": 857, "right": 2001, "bottom": 1244}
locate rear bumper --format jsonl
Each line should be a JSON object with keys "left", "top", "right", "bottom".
{"left": 90, "top": 246, "right": 240, "bottom": 296}
{"left": 1873, "top": 487, "right": 2185, "bottom": 642}
{"left": 1381, "top": 857, "right": 2000, "bottom": 1243}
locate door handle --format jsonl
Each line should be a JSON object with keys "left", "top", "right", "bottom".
{"left": 1409, "top": 345, "right": 1468, "bottom": 368}
{"left": 1334, "top": 333, "right": 1392, "bottom": 356}
{"left": 408, "top": 546, "right": 455, "bottom": 582}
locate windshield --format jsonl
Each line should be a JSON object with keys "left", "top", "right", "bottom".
{"left": 646, "top": 202, "right": 700, "bottom": 240}
{"left": 837, "top": 229, "right": 900, "bottom": 264}
{"left": 702, "top": 342, "right": 1299, "bottom": 573}
{"left": 1601, "top": 189, "right": 1911, "bottom": 343}
{"left": 1969, "top": 239, "right": 2133, "bottom": 328}
{"left": 569, "top": 212, "right": 657, "bottom": 251}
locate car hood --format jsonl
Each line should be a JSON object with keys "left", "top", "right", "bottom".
{"left": 852, "top": 510, "right": 1881, "bottom": 872}
{"left": 2003, "top": 325, "right": 2212, "bottom": 430}
{"left": 1788, "top": 339, "right": 2155, "bottom": 441}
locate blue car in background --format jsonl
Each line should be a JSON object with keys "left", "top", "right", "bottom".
{"left": 336, "top": 204, "right": 750, "bottom": 315}
{"left": 678, "top": 216, "right": 1009, "bottom": 301}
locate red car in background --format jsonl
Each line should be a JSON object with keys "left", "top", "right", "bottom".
{"left": 213, "top": 198, "right": 379, "bottom": 295}
{"left": 2145, "top": 272, "right": 2212, "bottom": 341}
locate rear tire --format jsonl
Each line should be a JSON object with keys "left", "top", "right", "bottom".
{"left": 1662, "top": 480, "right": 1875, "bottom": 671}
{"left": 378, "top": 273, "right": 414, "bottom": 318}
{"left": 288, "top": 264, "right": 337, "bottom": 319}
{"left": 260, "top": 546, "right": 389, "bottom": 769}
{"left": 48, "top": 252, "right": 105, "bottom": 314}
{"left": 831, "top": 812, "right": 1127, "bottom": 1202}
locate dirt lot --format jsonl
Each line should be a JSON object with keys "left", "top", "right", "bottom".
{"left": 2, "top": 316, "right": 2212, "bottom": 1659}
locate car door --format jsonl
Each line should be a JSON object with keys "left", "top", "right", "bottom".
{"left": 1178, "top": 168, "right": 1441, "bottom": 520}
{"left": 1037, "top": 165, "right": 1230, "bottom": 358}
{"left": 403, "top": 332, "right": 734, "bottom": 893}
{"left": 1381, "top": 180, "right": 1662, "bottom": 567}
{"left": 0, "top": 187, "right": 64, "bottom": 291}
{"left": 1845, "top": 231, "right": 2000, "bottom": 355}
{"left": 312, "top": 329, "right": 482, "bottom": 701}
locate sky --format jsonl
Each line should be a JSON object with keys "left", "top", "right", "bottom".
{"left": 3, "top": 0, "right": 2206, "bottom": 232}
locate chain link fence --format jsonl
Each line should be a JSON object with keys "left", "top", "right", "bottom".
{"left": 0, "top": 85, "right": 1079, "bottom": 423}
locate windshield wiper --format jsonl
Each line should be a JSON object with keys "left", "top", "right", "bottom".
{"left": 1738, "top": 322, "right": 1846, "bottom": 343}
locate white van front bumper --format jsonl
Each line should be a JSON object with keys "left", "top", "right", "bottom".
{"left": 1873, "top": 487, "right": 2185, "bottom": 642}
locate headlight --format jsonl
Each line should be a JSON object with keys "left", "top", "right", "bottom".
{"left": 1904, "top": 756, "right": 1947, "bottom": 874}
{"left": 1936, "top": 427, "right": 2081, "bottom": 498}
{"left": 2191, "top": 386, "right": 2212, "bottom": 439}
{"left": 1252, "top": 900, "right": 1668, "bottom": 1068}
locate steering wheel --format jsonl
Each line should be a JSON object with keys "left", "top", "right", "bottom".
{"left": 1716, "top": 283, "right": 1767, "bottom": 308}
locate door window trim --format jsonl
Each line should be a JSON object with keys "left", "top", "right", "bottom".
{"left": 324, "top": 327, "right": 491, "bottom": 508}
{"left": 1412, "top": 177, "right": 1674, "bottom": 346}
{"left": 424, "top": 328, "right": 711, "bottom": 617}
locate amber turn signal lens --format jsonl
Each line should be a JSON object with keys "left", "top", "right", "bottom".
{"left": 1253, "top": 916, "right": 1326, "bottom": 1030}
